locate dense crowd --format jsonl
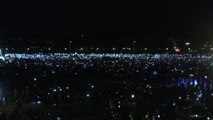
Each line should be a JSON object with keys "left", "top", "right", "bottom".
{"left": 0, "top": 53, "right": 212, "bottom": 119}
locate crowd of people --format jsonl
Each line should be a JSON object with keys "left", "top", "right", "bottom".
{"left": 0, "top": 53, "right": 212, "bottom": 119}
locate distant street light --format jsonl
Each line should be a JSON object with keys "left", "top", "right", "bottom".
{"left": 132, "top": 41, "right": 136, "bottom": 54}
{"left": 185, "top": 42, "right": 190, "bottom": 46}
{"left": 69, "top": 41, "right": 72, "bottom": 53}
{"left": 131, "top": 94, "right": 135, "bottom": 98}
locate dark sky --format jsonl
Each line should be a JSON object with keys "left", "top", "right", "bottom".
{"left": 0, "top": 1, "right": 213, "bottom": 42}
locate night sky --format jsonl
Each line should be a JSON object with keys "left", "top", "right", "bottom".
{"left": 0, "top": 1, "right": 213, "bottom": 42}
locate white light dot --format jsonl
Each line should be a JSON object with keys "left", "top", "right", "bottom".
{"left": 131, "top": 94, "right": 135, "bottom": 98}
{"left": 37, "top": 101, "right": 41, "bottom": 104}
{"left": 158, "top": 115, "right": 160, "bottom": 118}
